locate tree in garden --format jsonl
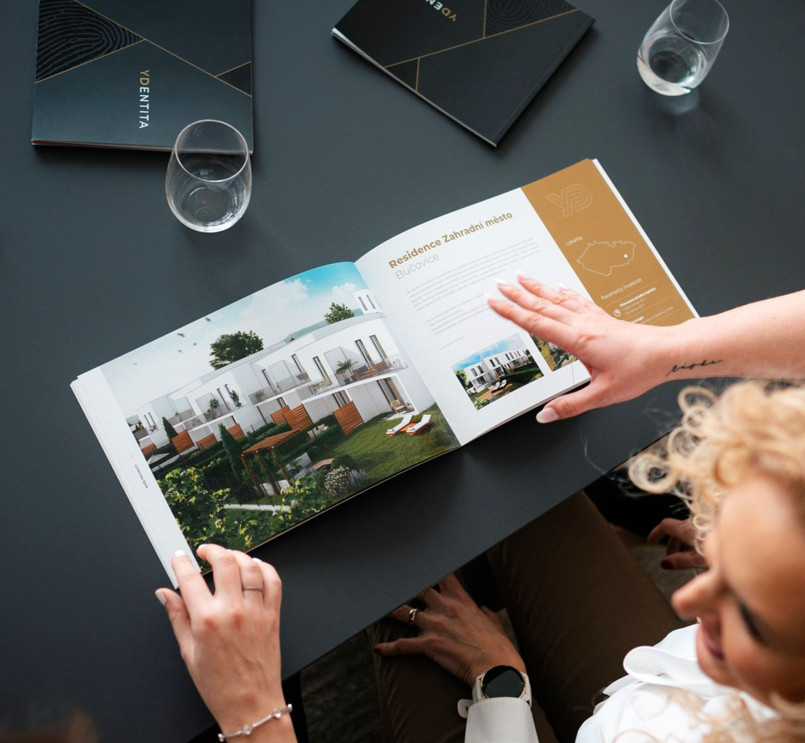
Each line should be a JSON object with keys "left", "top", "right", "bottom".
{"left": 455, "top": 369, "right": 469, "bottom": 390}
{"left": 324, "top": 302, "right": 354, "bottom": 324}
{"left": 209, "top": 330, "right": 264, "bottom": 369}
{"left": 160, "top": 466, "right": 272, "bottom": 554}
{"left": 162, "top": 416, "right": 179, "bottom": 440}
{"left": 219, "top": 424, "right": 244, "bottom": 481}
{"left": 160, "top": 467, "right": 228, "bottom": 553}
{"left": 162, "top": 416, "right": 179, "bottom": 453}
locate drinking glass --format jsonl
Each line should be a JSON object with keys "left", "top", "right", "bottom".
{"left": 166, "top": 120, "right": 252, "bottom": 232}
{"left": 637, "top": 0, "right": 729, "bottom": 96}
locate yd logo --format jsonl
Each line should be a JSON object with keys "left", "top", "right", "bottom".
{"left": 546, "top": 184, "right": 593, "bottom": 217}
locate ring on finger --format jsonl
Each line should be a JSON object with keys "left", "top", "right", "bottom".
{"left": 407, "top": 607, "right": 419, "bottom": 625}
{"left": 242, "top": 585, "right": 264, "bottom": 593}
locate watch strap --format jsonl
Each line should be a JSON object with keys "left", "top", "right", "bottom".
{"left": 458, "top": 669, "right": 533, "bottom": 720}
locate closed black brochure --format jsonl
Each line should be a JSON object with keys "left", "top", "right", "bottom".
{"left": 333, "top": 0, "right": 593, "bottom": 146}
{"left": 32, "top": 0, "right": 253, "bottom": 151}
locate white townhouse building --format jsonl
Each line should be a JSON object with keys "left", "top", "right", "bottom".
{"left": 135, "top": 299, "right": 433, "bottom": 452}
{"left": 461, "top": 344, "right": 533, "bottom": 394}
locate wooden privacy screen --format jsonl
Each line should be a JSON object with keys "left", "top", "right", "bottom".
{"left": 334, "top": 402, "right": 363, "bottom": 435}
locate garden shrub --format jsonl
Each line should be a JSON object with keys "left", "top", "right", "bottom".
{"left": 323, "top": 465, "right": 367, "bottom": 499}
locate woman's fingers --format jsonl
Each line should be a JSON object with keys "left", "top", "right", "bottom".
{"left": 539, "top": 378, "right": 617, "bottom": 422}
{"left": 488, "top": 295, "right": 577, "bottom": 351}
{"left": 197, "top": 544, "right": 243, "bottom": 604}
{"left": 172, "top": 550, "right": 210, "bottom": 614}
{"left": 494, "top": 280, "right": 566, "bottom": 315}
{"left": 518, "top": 275, "right": 603, "bottom": 314}
{"left": 437, "top": 573, "right": 473, "bottom": 601}
{"left": 660, "top": 550, "right": 706, "bottom": 571}
{"left": 226, "top": 549, "right": 267, "bottom": 606}
{"left": 254, "top": 558, "right": 282, "bottom": 611}
{"left": 374, "top": 636, "right": 427, "bottom": 657}
{"left": 647, "top": 518, "right": 692, "bottom": 545}
{"left": 389, "top": 603, "right": 431, "bottom": 630}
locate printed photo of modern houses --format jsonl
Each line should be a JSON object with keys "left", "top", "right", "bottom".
{"left": 452, "top": 334, "right": 545, "bottom": 410}
{"left": 101, "top": 263, "right": 459, "bottom": 556}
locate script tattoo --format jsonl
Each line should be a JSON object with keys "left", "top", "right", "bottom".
{"left": 666, "top": 359, "right": 724, "bottom": 377}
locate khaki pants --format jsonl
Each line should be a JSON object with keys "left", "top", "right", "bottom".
{"left": 369, "top": 491, "right": 684, "bottom": 743}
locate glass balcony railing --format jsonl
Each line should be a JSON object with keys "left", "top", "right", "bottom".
{"left": 307, "top": 356, "right": 407, "bottom": 395}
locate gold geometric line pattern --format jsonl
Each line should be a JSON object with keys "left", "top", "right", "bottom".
{"left": 35, "top": 38, "right": 145, "bottom": 84}
{"left": 73, "top": 0, "right": 252, "bottom": 98}
{"left": 415, "top": 58, "right": 421, "bottom": 92}
{"left": 385, "top": 8, "right": 579, "bottom": 69}
{"left": 216, "top": 60, "right": 251, "bottom": 78}
{"left": 483, "top": 0, "right": 489, "bottom": 39}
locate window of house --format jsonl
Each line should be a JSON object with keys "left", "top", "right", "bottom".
{"left": 377, "top": 378, "right": 401, "bottom": 404}
{"left": 313, "top": 356, "right": 330, "bottom": 383}
{"left": 215, "top": 388, "right": 231, "bottom": 411}
{"left": 370, "top": 334, "right": 388, "bottom": 359}
{"left": 355, "top": 339, "right": 372, "bottom": 365}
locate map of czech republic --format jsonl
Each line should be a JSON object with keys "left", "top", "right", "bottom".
{"left": 576, "top": 240, "right": 636, "bottom": 277}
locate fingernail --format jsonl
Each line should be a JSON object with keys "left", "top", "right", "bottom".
{"left": 558, "top": 282, "right": 569, "bottom": 291}
{"left": 173, "top": 550, "right": 187, "bottom": 558}
{"left": 373, "top": 646, "right": 382, "bottom": 655}
{"left": 661, "top": 559, "right": 671, "bottom": 570}
{"left": 495, "top": 277, "right": 511, "bottom": 287}
{"left": 253, "top": 557, "right": 263, "bottom": 563}
{"left": 155, "top": 590, "right": 167, "bottom": 607}
{"left": 536, "top": 408, "right": 560, "bottom": 424}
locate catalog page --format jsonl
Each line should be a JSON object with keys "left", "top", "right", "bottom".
{"left": 357, "top": 159, "right": 696, "bottom": 445}
{"left": 73, "top": 262, "right": 459, "bottom": 583}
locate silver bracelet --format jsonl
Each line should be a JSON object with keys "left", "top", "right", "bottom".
{"left": 217, "top": 704, "right": 293, "bottom": 741}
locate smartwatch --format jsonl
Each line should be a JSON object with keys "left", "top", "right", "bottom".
{"left": 473, "top": 665, "right": 532, "bottom": 706}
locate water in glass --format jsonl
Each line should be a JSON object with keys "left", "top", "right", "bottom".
{"left": 638, "top": 32, "right": 708, "bottom": 96}
{"left": 166, "top": 120, "right": 252, "bottom": 233}
{"left": 636, "top": 0, "right": 728, "bottom": 97}
{"left": 169, "top": 154, "right": 250, "bottom": 231}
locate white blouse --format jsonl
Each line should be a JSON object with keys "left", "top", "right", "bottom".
{"left": 466, "top": 625, "right": 777, "bottom": 743}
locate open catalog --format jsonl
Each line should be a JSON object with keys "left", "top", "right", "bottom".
{"left": 72, "top": 159, "right": 696, "bottom": 583}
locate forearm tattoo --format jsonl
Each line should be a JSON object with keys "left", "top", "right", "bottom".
{"left": 665, "top": 359, "right": 724, "bottom": 376}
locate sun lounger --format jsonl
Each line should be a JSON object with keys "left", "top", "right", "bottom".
{"left": 386, "top": 413, "right": 413, "bottom": 436}
{"left": 406, "top": 414, "right": 432, "bottom": 435}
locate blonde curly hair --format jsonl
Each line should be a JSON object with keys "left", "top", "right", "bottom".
{"left": 629, "top": 380, "right": 805, "bottom": 742}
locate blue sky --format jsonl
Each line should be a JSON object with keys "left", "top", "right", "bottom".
{"left": 451, "top": 335, "right": 523, "bottom": 371}
{"left": 101, "top": 263, "right": 369, "bottom": 415}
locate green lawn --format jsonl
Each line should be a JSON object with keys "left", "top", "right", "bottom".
{"left": 328, "top": 405, "right": 459, "bottom": 483}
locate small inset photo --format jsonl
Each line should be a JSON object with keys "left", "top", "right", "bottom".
{"left": 452, "top": 335, "right": 544, "bottom": 410}
{"left": 531, "top": 336, "right": 576, "bottom": 371}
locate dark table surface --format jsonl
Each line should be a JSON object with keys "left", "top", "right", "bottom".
{"left": 2, "top": 0, "right": 804, "bottom": 740}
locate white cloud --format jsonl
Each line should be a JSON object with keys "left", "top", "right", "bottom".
{"left": 330, "top": 282, "right": 359, "bottom": 306}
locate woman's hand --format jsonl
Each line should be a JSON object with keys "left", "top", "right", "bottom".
{"left": 156, "top": 545, "right": 296, "bottom": 741}
{"left": 647, "top": 517, "right": 707, "bottom": 570}
{"left": 373, "top": 573, "right": 525, "bottom": 687}
{"left": 488, "top": 275, "right": 671, "bottom": 422}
